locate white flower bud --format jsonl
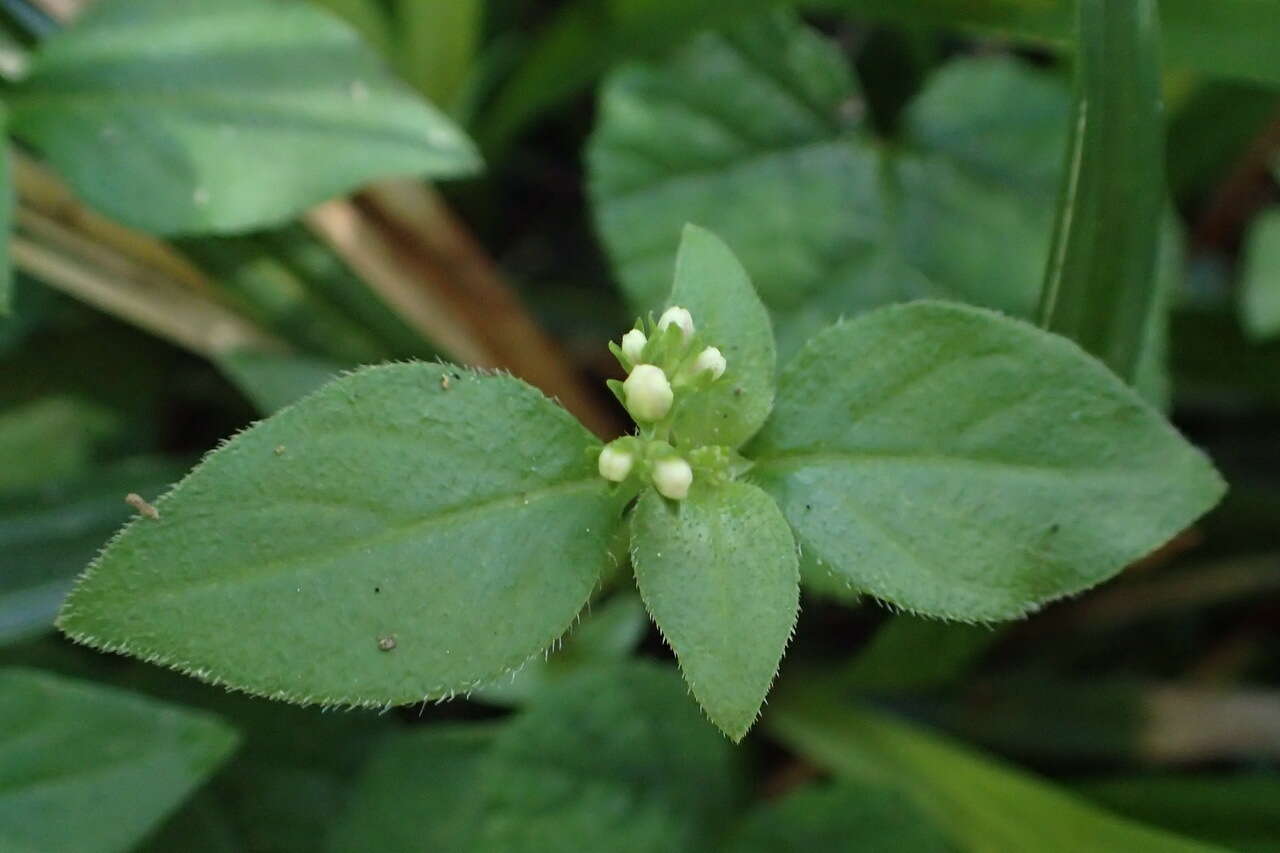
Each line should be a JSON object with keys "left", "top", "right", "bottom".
{"left": 658, "top": 306, "right": 695, "bottom": 340}
{"left": 652, "top": 456, "right": 693, "bottom": 500}
{"left": 623, "top": 364, "right": 673, "bottom": 421}
{"left": 692, "top": 346, "right": 726, "bottom": 380}
{"left": 620, "top": 328, "right": 647, "bottom": 363}
{"left": 597, "top": 444, "right": 634, "bottom": 482}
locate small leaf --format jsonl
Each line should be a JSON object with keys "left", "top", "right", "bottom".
{"left": 725, "top": 781, "right": 954, "bottom": 853}
{"left": 59, "top": 363, "right": 623, "bottom": 706}
{"left": 631, "top": 481, "right": 799, "bottom": 740}
{"left": 1240, "top": 208, "right": 1280, "bottom": 341}
{"left": 748, "top": 301, "right": 1225, "bottom": 621}
{"left": 667, "top": 224, "right": 776, "bottom": 449}
{"left": 0, "top": 667, "right": 238, "bottom": 853}
{"left": 9, "top": 0, "right": 480, "bottom": 235}
{"left": 469, "top": 662, "right": 737, "bottom": 853}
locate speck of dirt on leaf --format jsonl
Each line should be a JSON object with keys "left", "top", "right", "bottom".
{"left": 125, "top": 493, "right": 160, "bottom": 520}
{"left": 274, "top": 445, "right": 286, "bottom": 456}
{"left": 377, "top": 635, "right": 397, "bottom": 651}
{"left": 440, "top": 375, "right": 451, "bottom": 390}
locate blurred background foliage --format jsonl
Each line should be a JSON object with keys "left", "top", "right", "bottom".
{"left": 0, "top": 0, "right": 1278, "bottom": 851}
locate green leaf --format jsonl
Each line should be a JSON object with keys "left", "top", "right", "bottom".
{"left": 1240, "top": 208, "right": 1280, "bottom": 341}
{"left": 589, "top": 16, "right": 1056, "bottom": 358}
{"left": 632, "top": 481, "right": 798, "bottom": 740}
{"left": 468, "top": 662, "right": 737, "bottom": 853}
{"left": 0, "top": 396, "right": 117, "bottom": 493}
{"left": 0, "top": 667, "right": 239, "bottom": 853}
{"left": 768, "top": 680, "right": 1228, "bottom": 853}
{"left": 725, "top": 781, "right": 954, "bottom": 853}
{"left": 326, "top": 723, "right": 496, "bottom": 852}
{"left": 1036, "top": 0, "right": 1165, "bottom": 384}
{"left": 747, "top": 301, "right": 1225, "bottom": 621}
{"left": 58, "top": 363, "right": 623, "bottom": 706}
{"left": 0, "top": 456, "right": 186, "bottom": 646}
{"left": 8, "top": 0, "right": 480, "bottom": 236}
{"left": 666, "top": 224, "right": 776, "bottom": 449}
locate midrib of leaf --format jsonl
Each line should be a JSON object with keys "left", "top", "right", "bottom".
{"left": 101, "top": 477, "right": 604, "bottom": 606}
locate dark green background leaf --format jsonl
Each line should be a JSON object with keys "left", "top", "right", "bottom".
{"left": 0, "top": 667, "right": 238, "bottom": 853}
{"left": 9, "top": 0, "right": 480, "bottom": 235}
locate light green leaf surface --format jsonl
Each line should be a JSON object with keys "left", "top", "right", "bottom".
{"left": 725, "top": 781, "right": 954, "bottom": 853}
{"left": 1036, "top": 0, "right": 1165, "bottom": 384}
{"left": 589, "top": 15, "right": 1059, "bottom": 358}
{"left": 8, "top": 0, "right": 480, "bottom": 235}
{"left": 1240, "top": 208, "right": 1280, "bottom": 341}
{"left": 326, "top": 723, "right": 497, "bottom": 853}
{"left": 747, "top": 301, "right": 1224, "bottom": 621}
{"left": 59, "top": 363, "right": 622, "bottom": 706}
{"left": 0, "top": 456, "right": 186, "bottom": 646}
{"left": 769, "top": 680, "right": 1227, "bottom": 852}
{"left": 468, "top": 662, "right": 737, "bottom": 853}
{"left": 0, "top": 668, "right": 239, "bottom": 853}
{"left": 632, "top": 481, "right": 798, "bottom": 740}
{"left": 666, "top": 224, "right": 776, "bottom": 449}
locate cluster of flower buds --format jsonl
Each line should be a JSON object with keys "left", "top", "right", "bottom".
{"left": 597, "top": 306, "right": 729, "bottom": 500}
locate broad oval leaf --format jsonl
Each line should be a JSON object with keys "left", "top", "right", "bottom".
{"left": 747, "top": 301, "right": 1225, "bottom": 621}
{"left": 588, "top": 13, "right": 1059, "bottom": 358}
{"left": 0, "top": 667, "right": 238, "bottom": 853}
{"left": 632, "top": 481, "right": 799, "bottom": 740}
{"left": 667, "top": 224, "right": 776, "bottom": 449}
{"left": 58, "top": 363, "right": 622, "bottom": 705}
{"left": 9, "top": 0, "right": 480, "bottom": 235}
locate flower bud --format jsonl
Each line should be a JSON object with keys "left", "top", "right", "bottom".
{"left": 652, "top": 456, "right": 693, "bottom": 500}
{"left": 620, "top": 328, "right": 647, "bottom": 363}
{"left": 597, "top": 443, "right": 634, "bottom": 482}
{"left": 658, "top": 306, "right": 695, "bottom": 340}
{"left": 692, "top": 346, "right": 726, "bottom": 380}
{"left": 623, "top": 364, "right": 673, "bottom": 421}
